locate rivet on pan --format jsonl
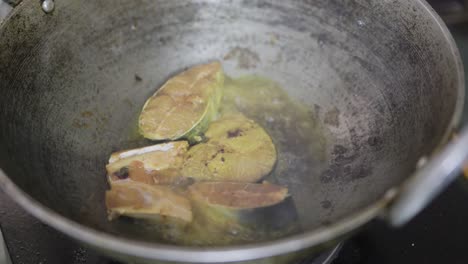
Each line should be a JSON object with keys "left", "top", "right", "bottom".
{"left": 416, "top": 156, "right": 428, "bottom": 168}
{"left": 41, "top": 0, "right": 55, "bottom": 14}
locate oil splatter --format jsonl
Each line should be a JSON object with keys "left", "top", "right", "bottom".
{"left": 224, "top": 47, "right": 260, "bottom": 69}
{"left": 324, "top": 107, "right": 340, "bottom": 127}
{"left": 80, "top": 111, "right": 94, "bottom": 118}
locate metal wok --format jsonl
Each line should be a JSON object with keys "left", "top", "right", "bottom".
{"left": 0, "top": 0, "right": 467, "bottom": 263}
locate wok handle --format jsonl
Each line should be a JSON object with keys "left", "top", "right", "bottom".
{"left": 387, "top": 125, "right": 468, "bottom": 226}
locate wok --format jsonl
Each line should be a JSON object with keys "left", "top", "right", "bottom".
{"left": 0, "top": 0, "right": 467, "bottom": 263}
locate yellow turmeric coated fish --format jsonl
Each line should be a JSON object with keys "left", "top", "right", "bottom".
{"left": 184, "top": 181, "right": 289, "bottom": 245}
{"left": 106, "top": 181, "right": 193, "bottom": 222}
{"left": 105, "top": 141, "right": 193, "bottom": 222}
{"left": 106, "top": 141, "right": 189, "bottom": 185}
{"left": 138, "top": 62, "right": 224, "bottom": 142}
{"left": 182, "top": 114, "right": 277, "bottom": 182}
{"left": 189, "top": 181, "right": 288, "bottom": 209}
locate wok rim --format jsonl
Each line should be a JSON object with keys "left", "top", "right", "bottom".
{"left": 0, "top": 0, "right": 465, "bottom": 262}
{"left": 0, "top": 170, "right": 396, "bottom": 262}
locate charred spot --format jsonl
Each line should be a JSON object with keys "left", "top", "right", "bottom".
{"left": 134, "top": 74, "right": 143, "bottom": 82}
{"left": 349, "top": 164, "right": 372, "bottom": 180}
{"left": 320, "top": 169, "right": 335, "bottom": 183}
{"left": 321, "top": 200, "right": 333, "bottom": 209}
{"left": 227, "top": 129, "right": 242, "bottom": 138}
{"left": 114, "top": 167, "right": 129, "bottom": 180}
{"left": 332, "top": 145, "right": 348, "bottom": 155}
{"left": 367, "top": 136, "right": 382, "bottom": 147}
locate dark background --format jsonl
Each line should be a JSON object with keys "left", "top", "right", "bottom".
{"left": 1, "top": 1, "right": 468, "bottom": 263}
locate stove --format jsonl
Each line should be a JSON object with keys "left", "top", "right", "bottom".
{"left": 1, "top": 3, "right": 468, "bottom": 264}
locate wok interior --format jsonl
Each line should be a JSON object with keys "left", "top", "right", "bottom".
{"left": 0, "top": 0, "right": 460, "bottom": 245}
